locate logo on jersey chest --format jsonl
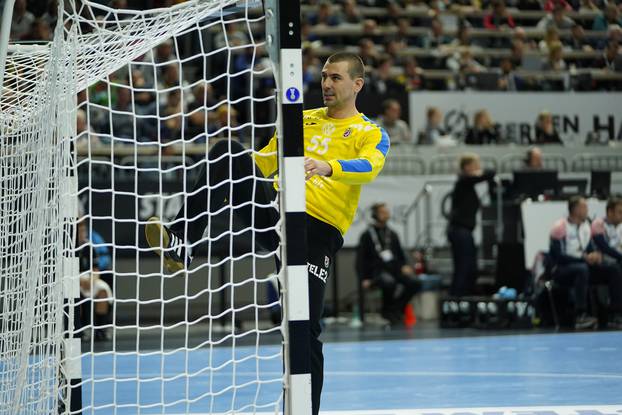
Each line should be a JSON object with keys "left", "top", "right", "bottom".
{"left": 343, "top": 127, "right": 352, "bottom": 138}
{"left": 322, "top": 122, "right": 336, "bottom": 137}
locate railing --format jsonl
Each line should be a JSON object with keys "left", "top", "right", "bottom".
{"left": 401, "top": 177, "right": 505, "bottom": 265}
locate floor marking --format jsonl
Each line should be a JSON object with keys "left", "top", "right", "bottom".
{"left": 91, "top": 370, "right": 622, "bottom": 380}
{"left": 185, "top": 404, "right": 622, "bottom": 415}
{"left": 324, "top": 370, "right": 622, "bottom": 380}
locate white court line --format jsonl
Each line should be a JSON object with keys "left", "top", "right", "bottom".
{"left": 91, "top": 370, "right": 622, "bottom": 380}
{"left": 176, "top": 404, "right": 622, "bottom": 415}
{"left": 325, "top": 370, "right": 622, "bottom": 379}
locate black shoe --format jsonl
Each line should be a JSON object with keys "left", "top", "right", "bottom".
{"left": 145, "top": 217, "right": 192, "bottom": 273}
{"left": 575, "top": 313, "right": 598, "bottom": 330}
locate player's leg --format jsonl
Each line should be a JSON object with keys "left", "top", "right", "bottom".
{"left": 448, "top": 225, "right": 470, "bottom": 296}
{"left": 373, "top": 273, "right": 399, "bottom": 322}
{"left": 589, "top": 262, "right": 622, "bottom": 314}
{"left": 393, "top": 272, "right": 422, "bottom": 315}
{"left": 146, "top": 140, "right": 278, "bottom": 271}
{"left": 306, "top": 215, "right": 343, "bottom": 415}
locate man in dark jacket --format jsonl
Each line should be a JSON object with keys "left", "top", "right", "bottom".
{"left": 356, "top": 203, "right": 421, "bottom": 324}
{"left": 447, "top": 153, "right": 496, "bottom": 297}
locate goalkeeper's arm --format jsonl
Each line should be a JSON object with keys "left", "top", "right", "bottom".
{"left": 254, "top": 134, "right": 278, "bottom": 177}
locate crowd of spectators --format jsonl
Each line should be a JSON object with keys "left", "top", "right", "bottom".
{"left": 8, "top": 0, "right": 621, "bottom": 149}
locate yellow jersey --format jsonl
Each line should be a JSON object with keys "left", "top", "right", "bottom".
{"left": 254, "top": 107, "right": 389, "bottom": 235}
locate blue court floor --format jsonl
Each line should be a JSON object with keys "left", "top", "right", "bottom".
{"left": 81, "top": 331, "right": 622, "bottom": 414}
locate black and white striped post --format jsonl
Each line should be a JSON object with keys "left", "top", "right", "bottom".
{"left": 62, "top": 138, "right": 83, "bottom": 413}
{"left": 265, "top": 0, "right": 310, "bottom": 413}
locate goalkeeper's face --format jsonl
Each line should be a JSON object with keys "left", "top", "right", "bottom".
{"left": 321, "top": 61, "right": 363, "bottom": 110}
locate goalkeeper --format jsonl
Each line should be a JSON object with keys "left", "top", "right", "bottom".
{"left": 146, "top": 52, "right": 389, "bottom": 414}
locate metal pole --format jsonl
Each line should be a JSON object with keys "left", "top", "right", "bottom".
{"left": 424, "top": 185, "right": 433, "bottom": 250}
{"left": 495, "top": 177, "right": 504, "bottom": 243}
{"left": 0, "top": 0, "right": 16, "bottom": 97}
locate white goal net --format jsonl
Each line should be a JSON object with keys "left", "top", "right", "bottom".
{"left": 0, "top": 0, "right": 287, "bottom": 413}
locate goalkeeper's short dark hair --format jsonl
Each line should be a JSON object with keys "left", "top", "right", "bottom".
{"left": 326, "top": 52, "right": 365, "bottom": 81}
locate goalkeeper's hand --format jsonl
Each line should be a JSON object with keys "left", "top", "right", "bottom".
{"left": 304, "top": 157, "right": 332, "bottom": 180}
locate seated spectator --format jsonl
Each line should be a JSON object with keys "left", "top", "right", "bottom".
{"left": 77, "top": 220, "right": 113, "bottom": 342}
{"left": 483, "top": 0, "right": 516, "bottom": 30}
{"left": 384, "top": 38, "right": 407, "bottom": 65}
{"left": 543, "top": 0, "right": 572, "bottom": 12}
{"left": 534, "top": 110, "right": 563, "bottom": 144}
{"left": 524, "top": 146, "right": 544, "bottom": 169}
{"left": 514, "top": 26, "right": 538, "bottom": 50}
{"left": 539, "top": 26, "right": 561, "bottom": 53}
{"left": 395, "top": 57, "right": 423, "bottom": 91}
{"left": 160, "top": 89, "right": 184, "bottom": 143}
{"left": 41, "top": 0, "right": 59, "bottom": 29}
{"left": 592, "top": 4, "right": 622, "bottom": 31}
{"left": 308, "top": 1, "right": 341, "bottom": 26}
{"left": 465, "top": 110, "right": 501, "bottom": 144}
{"left": 423, "top": 17, "right": 452, "bottom": 49}
{"left": 376, "top": 99, "right": 412, "bottom": 145}
{"left": 448, "top": 22, "right": 477, "bottom": 49}
{"left": 447, "top": 154, "right": 496, "bottom": 296}
{"left": 498, "top": 57, "right": 518, "bottom": 90}
{"left": 302, "top": 46, "right": 322, "bottom": 92}
{"left": 396, "top": 18, "right": 418, "bottom": 46}
{"left": 447, "top": 47, "right": 486, "bottom": 75}
{"left": 549, "top": 196, "right": 622, "bottom": 329}
{"left": 150, "top": 39, "right": 177, "bottom": 81}
{"left": 361, "top": 18, "right": 383, "bottom": 43}
{"left": 356, "top": 203, "right": 421, "bottom": 325}
{"left": 75, "top": 109, "right": 101, "bottom": 150}
{"left": 106, "top": 86, "right": 138, "bottom": 141}
{"left": 537, "top": 3, "right": 575, "bottom": 30}
{"left": 568, "top": 23, "right": 592, "bottom": 51}
{"left": 21, "top": 19, "right": 52, "bottom": 42}
{"left": 186, "top": 82, "right": 217, "bottom": 142}
{"left": 593, "top": 39, "right": 622, "bottom": 72}
{"left": 386, "top": 1, "right": 404, "bottom": 25}
{"left": 158, "top": 64, "right": 187, "bottom": 107}
{"left": 592, "top": 196, "right": 622, "bottom": 265}
{"left": 342, "top": 0, "right": 363, "bottom": 23}
{"left": 421, "top": 106, "right": 446, "bottom": 145}
{"left": 214, "top": 22, "right": 249, "bottom": 49}
{"left": 579, "top": 0, "right": 600, "bottom": 11}
{"left": 368, "top": 57, "right": 403, "bottom": 95}
{"left": 131, "top": 69, "right": 156, "bottom": 113}
{"left": 10, "top": 0, "right": 34, "bottom": 40}
{"left": 609, "top": 25, "right": 622, "bottom": 44}
{"left": 542, "top": 41, "right": 567, "bottom": 71}
{"left": 511, "top": 38, "right": 526, "bottom": 68}
{"left": 358, "top": 38, "right": 379, "bottom": 67}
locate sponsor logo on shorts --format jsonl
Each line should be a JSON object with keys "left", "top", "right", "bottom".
{"left": 308, "top": 261, "right": 328, "bottom": 283}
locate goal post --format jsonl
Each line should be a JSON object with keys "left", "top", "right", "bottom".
{"left": 0, "top": 0, "right": 308, "bottom": 413}
{"left": 265, "top": 0, "right": 310, "bottom": 413}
